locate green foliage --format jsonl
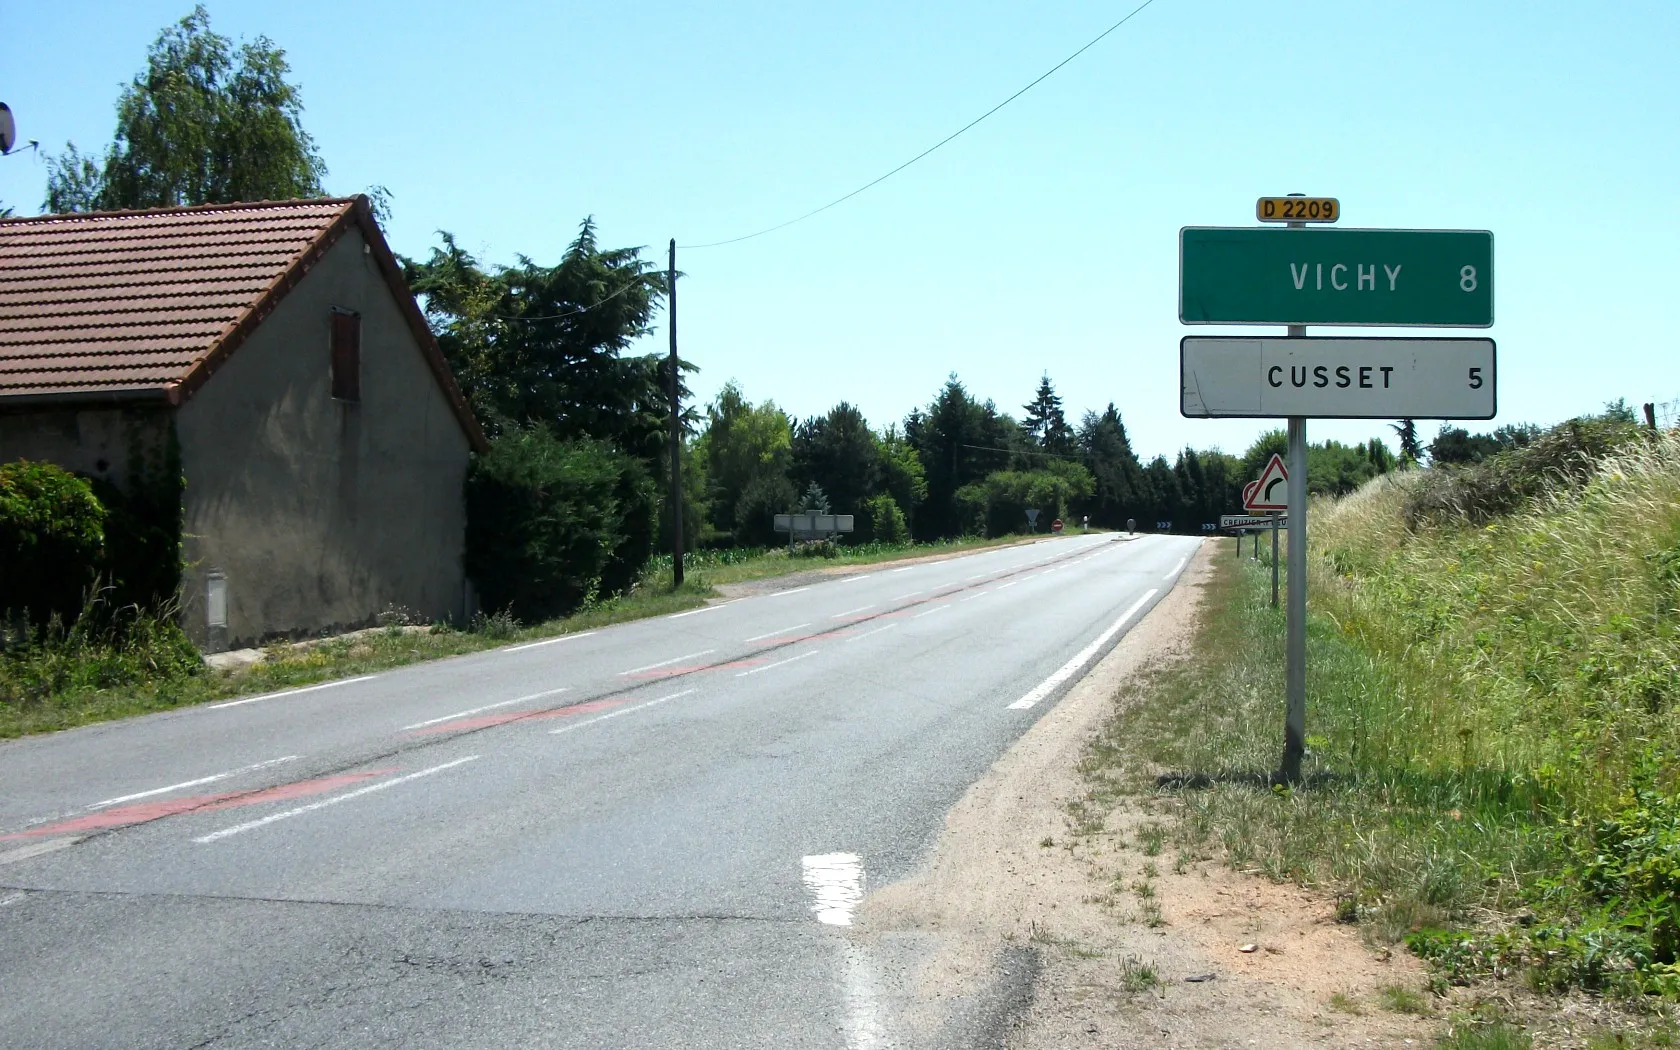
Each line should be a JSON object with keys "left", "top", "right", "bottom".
{"left": 790, "top": 403, "right": 877, "bottom": 516}
{"left": 1077, "top": 403, "right": 1147, "bottom": 529}
{"left": 862, "top": 494, "right": 910, "bottom": 545}
{"left": 1022, "top": 373, "right": 1074, "bottom": 456}
{"left": 404, "top": 221, "right": 684, "bottom": 462}
{"left": 1577, "top": 790, "right": 1680, "bottom": 967}
{"left": 1404, "top": 407, "right": 1645, "bottom": 527}
{"left": 955, "top": 463, "right": 1094, "bottom": 537}
{"left": 699, "top": 381, "right": 796, "bottom": 545}
{"left": 45, "top": 6, "right": 325, "bottom": 212}
{"left": 464, "top": 428, "right": 653, "bottom": 622}
{"left": 0, "top": 461, "right": 106, "bottom": 629}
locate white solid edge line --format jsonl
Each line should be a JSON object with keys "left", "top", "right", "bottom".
{"left": 208, "top": 675, "right": 377, "bottom": 710}
{"left": 90, "top": 755, "right": 301, "bottom": 809}
{"left": 744, "top": 623, "right": 812, "bottom": 643}
{"left": 504, "top": 631, "right": 597, "bottom": 653}
{"left": 617, "top": 649, "right": 716, "bottom": 676}
{"left": 842, "top": 623, "right": 898, "bottom": 643}
{"left": 550, "top": 688, "right": 697, "bottom": 736}
{"left": 736, "top": 650, "right": 820, "bottom": 677}
{"left": 1007, "top": 589, "right": 1159, "bottom": 711}
{"left": 1163, "top": 556, "right": 1188, "bottom": 579}
{"left": 400, "top": 686, "right": 571, "bottom": 730}
{"left": 763, "top": 587, "right": 811, "bottom": 599}
{"left": 194, "top": 756, "right": 480, "bottom": 843}
{"left": 914, "top": 605, "right": 950, "bottom": 618}
{"left": 831, "top": 604, "right": 876, "bottom": 619}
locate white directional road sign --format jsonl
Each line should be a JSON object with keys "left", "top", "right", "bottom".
{"left": 1221, "top": 514, "right": 1286, "bottom": 529}
{"left": 1181, "top": 336, "right": 1495, "bottom": 420}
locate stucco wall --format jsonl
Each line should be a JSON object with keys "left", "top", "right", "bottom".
{"left": 175, "top": 227, "right": 471, "bottom": 649}
{"left": 0, "top": 406, "right": 172, "bottom": 492}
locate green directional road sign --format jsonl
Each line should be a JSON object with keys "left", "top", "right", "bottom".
{"left": 1179, "top": 227, "right": 1493, "bottom": 327}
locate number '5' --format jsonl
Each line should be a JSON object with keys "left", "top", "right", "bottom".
{"left": 1468, "top": 367, "right": 1484, "bottom": 389}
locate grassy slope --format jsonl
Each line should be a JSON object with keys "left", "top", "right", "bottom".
{"left": 1087, "top": 430, "right": 1680, "bottom": 1033}
{"left": 0, "top": 530, "right": 1080, "bottom": 738}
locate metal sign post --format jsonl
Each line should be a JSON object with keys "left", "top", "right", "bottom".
{"left": 1282, "top": 205, "right": 1308, "bottom": 785}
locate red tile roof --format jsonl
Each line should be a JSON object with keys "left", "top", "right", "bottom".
{"left": 0, "top": 197, "right": 486, "bottom": 451}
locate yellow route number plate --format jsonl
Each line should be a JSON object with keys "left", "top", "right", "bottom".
{"left": 1256, "top": 197, "right": 1339, "bottom": 223}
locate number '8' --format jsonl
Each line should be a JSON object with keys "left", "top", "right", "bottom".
{"left": 1460, "top": 265, "right": 1478, "bottom": 292}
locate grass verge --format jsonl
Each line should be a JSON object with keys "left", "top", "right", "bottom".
{"left": 1078, "top": 422, "right": 1680, "bottom": 1043}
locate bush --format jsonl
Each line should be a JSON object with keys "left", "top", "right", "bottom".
{"left": 733, "top": 474, "right": 797, "bottom": 547}
{"left": 0, "top": 461, "right": 106, "bottom": 630}
{"left": 0, "top": 596, "right": 199, "bottom": 708}
{"left": 1403, "top": 410, "right": 1645, "bottom": 527}
{"left": 464, "top": 428, "right": 653, "bottom": 622}
{"left": 863, "top": 494, "right": 909, "bottom": 545}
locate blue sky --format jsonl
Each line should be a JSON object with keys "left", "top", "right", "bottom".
{"left": 4, "top": 1, "right": 1676, "bottom": 461}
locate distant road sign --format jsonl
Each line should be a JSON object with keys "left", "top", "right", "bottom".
{"left": 1221, "top": 514, "right": 1285, "bottom": 529}
{"left": 1244, "top": 454, "right": 1289, "bottom": 512}
{"left": 1256, "top": 197, "right": 1338, "bottom": 223}
{"left": 1179, "top": 227, "right": 1493, "bottom": 327}
{"left": 1181, "top": 336, "right": 1495, "bottom": 420}
{"left": 1051, "top": 518, "right": 1064, "bottom": 533}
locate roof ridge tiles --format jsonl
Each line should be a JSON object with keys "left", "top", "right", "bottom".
{"left": 0, "top": 197, "right": 358, "bottom": 226}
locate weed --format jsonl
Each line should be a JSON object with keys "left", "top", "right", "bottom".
{"left": 1140, "top": 900, "right": 1164, "bottom": 928}
{"left": 1141, "top": 860, "right": 1159, "bottom": 879}
{"left": 1131, "top": 879, "right": 1156, "bottom": 900}
{"left": 1139, "top": 822, "right": 1165, "bottom": 856}
{"left": 1328, "top": 991, "right": 1363, "bottom": 1014}
{"left": 1377, "top": 984, "right": 1432, "bottom": 1016}
{"left": 1118, "top": 954, "right": 1160, "bottom": 992}
{"left": 1435, "top": 1021, "right": 1531, "bottom": 1050}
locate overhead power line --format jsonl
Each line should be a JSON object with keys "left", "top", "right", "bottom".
{"left": 680, "top": 0, "right": 1159, "bottom": 250}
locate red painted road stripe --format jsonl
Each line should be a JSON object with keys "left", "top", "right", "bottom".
{"left": 406, "top": 698, "right": 626, "bottom": 736}
{"left": 0, "top": 770, "right": 395, "bottom": 840}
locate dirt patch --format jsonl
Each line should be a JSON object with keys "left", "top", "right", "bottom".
{"left": 857, "top": 539, "right": 1441, "bottom": 1048}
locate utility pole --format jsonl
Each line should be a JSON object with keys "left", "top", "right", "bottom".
{"left": 668, "top": 239, "right": 684, "bottom": 589}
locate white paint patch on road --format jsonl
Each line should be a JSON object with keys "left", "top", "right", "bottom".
{"left": 504, "top": 631, "right": 597, "bottom": 653}
{"left": 744, "top": 623, "right": 811, "bottom": 643}
{"left": 90, "top": 755, "right": 301, "bottom": 809}
{"left": 839, "top": 942, "right": 891, "bottom": 1050}
{"left": 831, "top": 604, "right": 876, "bottom": 619}
{"left": 617, "top": 649, "right": 716, "bottom": 676}
{"left": 400, "top": 686, "right": 570, "bottom": 730}
{"left": 763, "top": 587, "right": 811, "bottom": 599}
{"left": 736, "top": 650, "right": 819, "bottom": 677}
{"left": 550, "top": 689, "right": 697, "bottom": 737}
{"left": 194, "top": 756, "right": 480, "bottom": 843}
{"left": 207, "top": 676, "right": 377, "bottom": 710}
{"left": 0, "top": 838, "right": 79, "bottom": 866}
{"left": 666, "top": 600, "right": 741, "bottom": 620}
{"left": 1164, "top": 555, "right": 1188, "bottom": 579}
{"left": 802, "top": 852, "right": 865, "bottom": 926}
{"left": 842, "top": 624, "right": 897, "bottom": 644}
{"left": 1007, "top": 589, "right": 1159, "bottom": 711}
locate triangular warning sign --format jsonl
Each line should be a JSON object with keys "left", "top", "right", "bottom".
{"left": 1244, "top": 454, "right": 1289, "bottom": 512}
{"left": 1242, "top": 480, "right": 1259, "bottom": 507}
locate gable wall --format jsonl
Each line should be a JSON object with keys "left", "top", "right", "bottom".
{"left": 175, "top": 226, "right": 471, "bottom": 649}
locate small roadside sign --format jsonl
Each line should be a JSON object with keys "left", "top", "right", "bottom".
{"left": 1051, "top": 518, "right": 1064, "bottom": 533}
{"left": 1025, "top": 508, "right": 1040, "bottom": 529}
{"left": 1244, "top": 454, "right": 1289, "bottom": 513}
{"left": 1221, "top": 514, "right": 1285, "bottom": 529}
{"left": 1256, "top": 197, "right": 1338, "bottom": 223}
{"left": 1181, "top": 336, "right": 1496, "bottom": 420}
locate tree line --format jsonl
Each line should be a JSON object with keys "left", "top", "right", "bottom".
{"left": 18, "top": 7, "right": 1401, "bottom": 624}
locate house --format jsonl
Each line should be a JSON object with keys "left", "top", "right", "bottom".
{"left": 0, "top": 196, "right": 487, "bottom": 651}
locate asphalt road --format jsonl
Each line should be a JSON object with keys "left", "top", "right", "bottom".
{"left": 0, "top": 531, "right": 1201, "bottom": 1049}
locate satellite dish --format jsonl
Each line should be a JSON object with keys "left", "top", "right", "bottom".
{"left": 0, "top": 104, "right": 14, "bottom": 154}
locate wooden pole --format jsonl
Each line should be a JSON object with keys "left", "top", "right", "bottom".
{"left": 668, "top": 239, "right": 684, "bottom": 588}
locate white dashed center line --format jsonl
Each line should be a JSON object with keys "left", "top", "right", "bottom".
{"left": 504, "top": 631, "right": 597, "bottom": 653}
{"left": 208, "top": 676, "right": 377, "bottom": 710}
{"left": 551, "top": 689, "right": 697, "bottom": 736}
{"left": 617, "top": 650, "right": 716, "bottom": 676}
{"left": 195, "top": 756, "right": 480, "bottom": 843}
{"left": 831, "top": 604, "right": 876, "bottom": 619}
{"left": 90, "top": 756, "right": 301, "bottom": 809}
{"left": 401, "top": 686, "right": 570, "bottom": 730}
{"left": 736, "top": 650, "right": 819, "bottom": 677}
{"left": 744, "top": 623, "right": 811, "bottom": 643}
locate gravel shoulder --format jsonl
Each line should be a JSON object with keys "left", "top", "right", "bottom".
{"left": 856, "top": 539, "right": 1442, "bottom": 1048}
